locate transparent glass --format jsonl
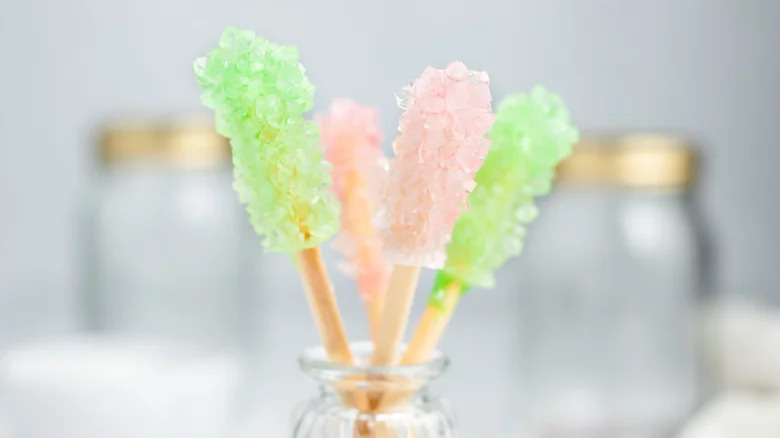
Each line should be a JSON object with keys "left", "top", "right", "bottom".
{"left": 512, "top": 186, "right": 708, "bottom": 437}
{"left": 292, "top": 342, "right": 457, "bottom": 438}
{"left": 79, "top": 163, "right": 260, "bottom": 423}
{"left": 82, "top": 163, "right": 255, "bottom": 350}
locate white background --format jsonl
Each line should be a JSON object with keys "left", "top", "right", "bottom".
{"left": 1, "top": 0, "right": 779, "bottom": 434}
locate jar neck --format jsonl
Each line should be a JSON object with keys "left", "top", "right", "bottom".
{"left": 317, "top": 375, "right": 434, "bottom": 394}
{"left": 299, "top": 342, "right": 449, "bottom": 413}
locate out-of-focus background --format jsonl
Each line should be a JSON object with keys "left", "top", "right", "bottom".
{"left": 1, "top": 1, "right": 779, "bottom": 437}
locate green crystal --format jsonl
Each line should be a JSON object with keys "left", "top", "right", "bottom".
{"left": 194, "top": 28, "right": 339, "bottom": 252}
{"left": 433, "top": 86, "right": 578, "bottom": 298}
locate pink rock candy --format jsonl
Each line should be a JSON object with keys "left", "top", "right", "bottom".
{"left": 317, "top": 99, "right": 390, "bottom": 300}
{"left": 383, "top": 61, "right": 495, "bottom": 268}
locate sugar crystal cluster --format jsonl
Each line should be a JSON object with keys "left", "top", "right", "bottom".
{"left": 383, "top": 62, "right": 495, "bottom": 268}
{"left": 317, "top": 99, "right": 390, "bottom": 300}
{"left": 433, "top": 86, "right": 578, "bottom": 296}
{"left": 194, "top": 27, "right": 339, "bottom": 252}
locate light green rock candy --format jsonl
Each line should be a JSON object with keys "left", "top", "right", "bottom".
{"left": 194, "top": 28, "right": 339, "bottom": 252}
{"left": 431, "top": 87, "right": 578, "bottom": 302}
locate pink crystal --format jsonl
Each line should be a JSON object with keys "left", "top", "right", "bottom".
{"left": 317, "top": 99, "right": 390, "bottom": 300}
{"left": 383, "top": 62, "right": 495, "bottom": 268}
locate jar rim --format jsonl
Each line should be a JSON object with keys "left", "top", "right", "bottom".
{"left": 298, "top": 341, "right": 449, "bottom": 383}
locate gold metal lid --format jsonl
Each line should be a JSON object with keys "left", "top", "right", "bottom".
{"left": 556, "top": 133, "right": 697, "bottom": 188}
{"left": 614, "top": 134, "right": 697, "bottom": 188}
{"left": 99, "top": 116, "right": 230, "bottom": 167}
{"left": 556, "top": 137, "right": 618, "bottom": 185}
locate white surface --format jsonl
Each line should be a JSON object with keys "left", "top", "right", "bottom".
{"left": 0, "top": 335, "right": 239, "bottom": 438}
{"left": 678, "top": 393, "right": 780, "bottom": 438}
{"left": 705, "top": 303, "right": 780, "bottom": 390}
{"left": 676, "top": 303, "right": 780, "bottom": 438}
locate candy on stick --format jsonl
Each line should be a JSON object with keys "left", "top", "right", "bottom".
{"left": 317, "top": 99, "right": 390, "bottom": 343}
{"left": 194, "top": 28, "right": 352, "bottom": 364}
{"left": 402, "top": 86, "right": 579, "bottom": 364}
{"left": 372, "top": 62, "right": 495, "bottom": 366}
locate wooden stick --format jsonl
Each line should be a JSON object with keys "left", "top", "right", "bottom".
{"left": 401, "top": 281, "right": 461, "bottom": 364}
{"left": 343, "top": 170, "right": 386, "bottom": 345}
{"left": 295, "top": 247, "right": 354, "bottom": 365}
{"left": 365, "top": 296, "right": 384, "bottom": 345}
{"left": 366, "top": 282, "right": 462, "bottom": 415}
{"left": 371, "top": 265, "right": 421, "bottom": 365}
{"left": 295, "top": 248, "right": 385, "bottom": 436}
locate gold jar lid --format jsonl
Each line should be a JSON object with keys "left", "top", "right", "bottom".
{"left": 556, "top": 133, "right": 698, "bottom": 188}
{"left": 99, "top": 116, "right": 230, "bottom": 167}
{"left": 556, "top": 137, "right": 618, "bottom": 185}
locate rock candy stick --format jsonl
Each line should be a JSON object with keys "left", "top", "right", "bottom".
{"left": 372, "top": 62, "right": 494, "bottom": 366}
{"left": 403, "top": 87, "right": 579, "bottom": 364}
{"left": 317, "top": 99, "right": 390, "bottom": 343}
{"left": 195, "top": 28, "right": 351, "bottom": 365}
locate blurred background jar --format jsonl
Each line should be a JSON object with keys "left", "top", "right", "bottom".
{"left": 80, "top": 117, "right": 257, "bottom": 355}
{"left": 0, "top": 116, "right": 271, "bottom": 437}
{"left": 512, "top": 134, "right": 712, "bottom": 438}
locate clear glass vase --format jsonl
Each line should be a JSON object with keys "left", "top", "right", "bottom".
{"left": 291, "top": 342, "right": 457, "bottom": 437}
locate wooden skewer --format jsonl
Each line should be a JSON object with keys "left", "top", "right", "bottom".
{"left": 295, "top": 247, "right": 387, "bottom": 436}
{"left": 401, "top": 281, "right": 461, "bottom": 364}
{"left": 366, "top": 281, "right": 462, "bottom": 415}
{"left": 367, "top": 281, "right": 461, "bottom": 415}
{"left": 341, "top": 170, "right": 386, "bottom": 346}
{"left": 371, "top": 265, "right": 421, "bottom": 365}
{"left": 365, "top": 296, "right": 384, "bottom": 345}
{"left": 294, "top": 248, "right": 413, "bottom": 437}
{"left": 295, "top": 247, "right": 354, "bottom": 365}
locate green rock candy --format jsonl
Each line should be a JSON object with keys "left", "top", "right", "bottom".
{"left": 432, "top": 87, "right": 578, "bottom": 300}
{"left": 194, "top": 28, "right": 339, "bottom": 252}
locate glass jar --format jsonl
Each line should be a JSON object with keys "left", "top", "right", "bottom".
{"left": 292, "top": 342, "right": 456, "bottom": 438}
{"left": 511, "top": 134, "right": 711, "bottom": 437}
{"left": 81, "top": 117, "right": 255, "bottom": 351}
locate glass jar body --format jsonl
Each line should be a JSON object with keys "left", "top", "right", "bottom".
{"left": 291, "top": 344, "right": 457, "bottom": 438}
{"left": 292, "top": 388, "right": 456, "bottom": 438}
{"left": 82, "top": 164, "right": 255, "bottom": 350}
{"left": 513, "top": 186, "right": 707, "bottom": 436}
